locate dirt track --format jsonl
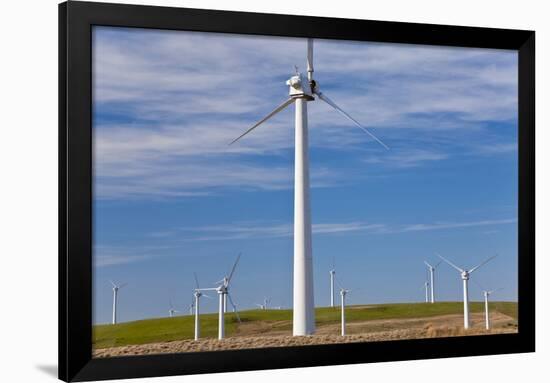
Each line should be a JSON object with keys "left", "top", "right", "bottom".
{"left": 93, "top": 312, "right": 517, "bottom": 358}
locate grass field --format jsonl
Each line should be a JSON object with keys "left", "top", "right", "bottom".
{"left": 93, "top": 301, "right": 517, "bottom": 349}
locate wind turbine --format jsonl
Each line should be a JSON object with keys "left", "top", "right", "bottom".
{"left": 230, "top": 39, "right": 388, "bottom": 336}
{"left": 424, "top": 260, "right": 441, "bottom": 303}
{"left": 437, "top": 253, "right": 498, "bottom": 329}
{"left": 198, "top": 254, "right": 242, "bottom": 340}
{"left": 168, "top": 299, "right": 179, "bottom": 317}
{"left": 338, "top": 281, "right": 352, "bottom": 336}
{"left": 482, "top": 288, "right": 502, "bottom": 330}
{"left": 255, "top": 297, "right": 271, "bottom": 310}
{"left": 422, "top": 280, "right": 430, "bottom": 303}
{"left": 329, "top": 257, "right": 336, "bottom": 308}
{"left": 472, "top": 279, "right": 502, "bottom": 330}
{"left": 192, "top": 272, "right": 212, "bottom": 340}
{"left": 257, "top": 297, "right": 271, "bottom": 310}
{"left": 110, "top": 281, "right": 127, "bottom": 325}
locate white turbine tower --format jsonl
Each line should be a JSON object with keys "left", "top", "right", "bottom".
{"left": 329, "top": 257, "right": 336, "bottom": 307}
{"left": 422, "top": 280, "right": 430, "bottom": 303}
{"left": 338, "top": 283, "right": 351, "bottom": 336}
{"left": 110, "top": 281, "right": 127, "bottom": 325}
{"left": 199, "top": 254, "right": 242, "bottom": 340}
{"left": 437, "top": 253, "right": 498, "bottom": 329}
{"left": 192, "top": 272, "right": 212, "bottom": 340}
{"left": 424, "top": 261, "right": 441, "bottom": 303}
{"left": 230, "top": 39, "right": 388, "bottom": 336}
{"left": 472, "top": 279, "right": 502, "bottom": 330}
{"left": 482, "top": 288, "right": 502, "bottom": 330}
{"left": 168, "top": 299, "right": 179, "bottom": 317}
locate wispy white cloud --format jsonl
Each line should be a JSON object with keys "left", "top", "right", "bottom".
{"left": 363, "top": 148, "right": 449, "bottom": 168}
{"left": 95, "top": 217, "right": 516, "bottom": 267}
{"left": 151, "top": 217, "right": 516, "bottom": 242}
{"left": 399, "top": 218, "right": 517, "bottom": 233}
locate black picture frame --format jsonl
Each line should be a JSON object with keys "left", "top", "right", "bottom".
{"left": 59, "top": 1, "right": 535, "bottom": 381}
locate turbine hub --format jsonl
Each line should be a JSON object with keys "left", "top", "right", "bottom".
{"left": 461, "top": 271, "right": 469, "bottom": 280}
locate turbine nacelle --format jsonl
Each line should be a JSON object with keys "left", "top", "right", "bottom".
{"left": 461, "top": 270, "right": 470, "bottom": 280}
{"left": 286, "top": 73, "right": 313, "bottom": 99}
{"left": 217, "top": 285, "right": 228, "bottom": 294}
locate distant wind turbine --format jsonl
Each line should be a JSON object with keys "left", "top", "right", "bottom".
{"left": 437, "top": 253, "right": 498, "bottom": 329}
{"left": 168, "top": 299, "right": 179, "bottom": 317}
{"left": 337, "top": 279, "right": 352, "bottom": 336}
{"left": 230, "top": 39, "right": 388, "bottom": 336}
{"left": 472, "top": 279, "right": 503, "bottom": 330}
{"left": 482, "top": 288, "right": 502, "bottom": 330}
{"left": 256, "top": 297, "right": 271, "bottom": 310}
{"left": 192, "top": 272, "right": 212, "bottom": 340}
{"left": 198, "top": 254, "right": 242, "bottom": 339}
{"left": 424, "top": 260, "right": 441, "bottom": 303}
{"left": 422, "top": 280, "right": 430, "bottom": 303}
{"left": 110, "top": 280, "right": 127, "bottom": 325}
{"left": 329, "top": 257, "right": 336, "bottom": 307}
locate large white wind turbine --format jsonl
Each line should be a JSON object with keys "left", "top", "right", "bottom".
{"left": 199, "top": 254, "right": 242, "bottom": 340}
{"left": 437, "top": 253, "right": 498, "bottom": 329}
{"left": 230, "top": 39, "right": 388, "bottom": 336}
{"left": 110, "top": 281, "right": 127, "bottom": 325}
{"left": 424, "top": 260, "right": 441, "bottom": 303}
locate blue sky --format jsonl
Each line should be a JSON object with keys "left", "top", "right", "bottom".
{"left": 92, "top": 27, "right": 518, "bottom": 325}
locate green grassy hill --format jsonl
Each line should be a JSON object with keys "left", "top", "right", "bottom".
{"left": 93, "top": 301, "right": 517, "bottom": 349}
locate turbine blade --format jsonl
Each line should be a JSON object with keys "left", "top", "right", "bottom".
{"left": 315, "top": 91, "right": 389, "bottom": 150}
{"left": 424, "top": 261, "right": 433, "bottom": 269}
{"left": 488, "top": 287, "right": 503, "bottom": 295}
{"left": 193, "top": 272, "right": 200, "bottom": 290}
{"left": 307, "top": 38, "right": 314, "bottom": 81}
{"left": 471, "top": 277, "right": 485, "bottom": 292}
{"left": 227, "top": 294, "right": 241, "bottom": 322}
{"left": 118, "top": 283, "right": 128, "bottom": 289}
{"left": 109, "top": 280, "right": 117, "bottom": 288}
{"left": 228, "top": 98, "right": 295, "bottom": 145}
{"left": 227, "top": 253, "right": 241, "bottom": 285}
{"left": 202, "top": 294, "right": 213, "bottom": 299}
{"left": 434, "top": 261, "right": 442, "bottom": 268}
{"left": 468, "top": 254, "right": 498, "bottom": 274}
{"left": 436, "top": 253, "right": 464, "bottom": 273}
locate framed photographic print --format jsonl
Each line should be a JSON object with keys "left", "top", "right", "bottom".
{"left": 59, "top": 1, "right": 535, "bottom": 381}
